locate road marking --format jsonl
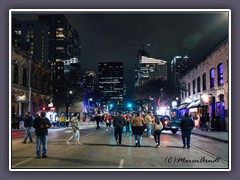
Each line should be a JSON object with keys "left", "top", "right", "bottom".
{"left": 12, "top": 158, "right": 33, "bottom": 168}
{"left": 85, "top": 132, "right": 95, "bottom": 137}
{"left": 119, "top": 159, "right": 124, "bottom": 168}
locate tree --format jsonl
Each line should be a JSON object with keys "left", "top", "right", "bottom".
{"left": 55, "top": 63, "right": 83, "bottom": 119}
{"left": 133, "top": 79, "right": 180, "bottom": 111}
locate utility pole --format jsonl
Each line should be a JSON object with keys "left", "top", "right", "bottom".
{"left": 28, "top": 57, "right": 31, "bottom": 113}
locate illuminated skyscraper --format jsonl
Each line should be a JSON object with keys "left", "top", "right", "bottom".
{"left": 171, "top": 55, "right": 189, "bottom": 87}
{"left": 135, "top": 56, "right": 167, "bottom": 88}
{"left": 98, "top": 62, "right": 124, "bottom": 109}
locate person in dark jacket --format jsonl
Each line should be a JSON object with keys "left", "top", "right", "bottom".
{"left": 180, "top": 113, "right": 195, "bottom": 149}
{"left": 22, "top": 112, "right": 33, "bottom": 144}
{"left": 113, "top": 110, "right": 126, "bottom": 145}
{"left": 94, "top": 111, "right": 101, "bottom": 130}
{"left": 33, "top": 111, "right": 51, "bottom": 158}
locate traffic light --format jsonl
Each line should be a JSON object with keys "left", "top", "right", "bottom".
{"left": 127, "top": 103, "right": 132, "bottom": 108}
{"left": 109, "top": 103, "right": 113, "bottom": 109}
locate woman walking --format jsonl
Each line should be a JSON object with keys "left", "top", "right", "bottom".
{"left": 153, "top": 117, "right": 163, "bottom": 148}
{"left": 132, "top": 112, "right": 145, "bottom": 147}
{"left": 66, "top": 113, "right": 81, "bottom": 145}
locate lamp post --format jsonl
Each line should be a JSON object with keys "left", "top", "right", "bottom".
{"left": 88, "top": 97, "right": 93, "bottom": 116}
{"left": 28, "top": 58, "right": 31, "bottom": 113}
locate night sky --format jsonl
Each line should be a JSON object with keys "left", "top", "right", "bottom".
{"left": 12, "top": 10, "right": 229, "bottom": 98}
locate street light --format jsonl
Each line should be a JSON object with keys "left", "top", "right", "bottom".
{"left": 28, "top": 57, "right": 31, "bottom": 113}
{"left": 88, "top": 98, "right": 93, "bottom": 116}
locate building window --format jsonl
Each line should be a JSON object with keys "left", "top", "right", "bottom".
{"left": 185, "top": 84, "right": 187, "bottom": 98}
{"left": 202, "top": 73, "right": 206, "bottom": 90}
{"left": 210, "top": 68, "right": 215, "bottom": 88}
{"left": 192, "top": 79, "right": 196, "bottom": 94}
{"left": 197, "top": 76, "right": 200, "bottom": 92}
{"left": 13, "top": 64, "right": 18, "bottom": 84}
{"left": 23, "top": 68, "right": 27, "bottom": 86}
{"left": 181, "top": 88, "right": 184, "bottom": 99}
{"left": 188, "top": 82, "right": 191, "bottom": 96}
{"left": 218, "top": 63, "right": 224, "bottom": 86}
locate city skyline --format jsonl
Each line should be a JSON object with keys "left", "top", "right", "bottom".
{"left": 12, "top": 10, "right": 229, "bottom": 97}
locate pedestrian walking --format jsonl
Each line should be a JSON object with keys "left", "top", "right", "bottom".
{"left": 13, "top": 112, "right": 20, "bottom": 129}
{"left": 144, "top": 111, "right": 155, "bottom": 138}
{"left": 113, "top": 110, "right": 126, "bottom": 145}
{"left": 125, "top": 113, "right": 132, "bottom": 133}
{"left": 152, "top": 117, "right": 163, "bottom": 148}
{"left": 180, "top": 113, "right": 195, "bottom": 149}
{"left": 132, "top": 111, "right": 145, "bottom": 147}
{"left": 66, "top": 113, "right": 81, "bottom": 145}
{"left": 104, "top": 113, "right": 112, "bottom": 131}
{"left": 94, "top": 111, "right": 101, "bottom": 130}
{"left": 32, "top": 111, "right": 51, "bottom": 158}
{"left": 22, "top": 112, "right": 33, "bottom": 144}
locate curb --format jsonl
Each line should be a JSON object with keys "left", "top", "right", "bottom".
{"left": 192, "top": 132, "right": 228, "bottom": 143}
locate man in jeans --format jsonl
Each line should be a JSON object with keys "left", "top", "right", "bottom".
{"left": 22, "top": 112, "right": 33, "bottom": 144}
{"left": 180, "top": 113, "right": 195, "bottom": 149}
{"left": 33, "top": 111, "right": 51, "bottom": 158}
{"left": 113, "top": 110, "right": 126, "bottom": 145}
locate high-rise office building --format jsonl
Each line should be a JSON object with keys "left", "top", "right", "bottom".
{"left": 98, "top": 62, "right": 124, "bottom": 109}
{"left": 38, "top": 14, "right": 81, "bottom": 85}
{"left": 12, "top": 18, "right": 49, "bottom": 65}
{"left": 171, "top": 55, "right": 189, "bottom": 87}
{"left": 83, "top": 71, "right": 96, "bottom": 92}
{"left": 135, "top": 56, "right": 167, "bottom": 87}
{"left": 37, "top": 14, "right": 82, "bottom": 114}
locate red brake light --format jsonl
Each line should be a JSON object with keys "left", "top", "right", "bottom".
{"left": 164, "top": 121, "right": 168, "bottom": 125}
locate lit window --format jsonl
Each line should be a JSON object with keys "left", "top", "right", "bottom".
{"left": 210, "top": 68, "right": 214, "bottom": 88}
{"left": 218, "top": 63, "right": 224, "bottom": 86}
{"left": 56, "top": 47, "right": 64, "bottom": 50}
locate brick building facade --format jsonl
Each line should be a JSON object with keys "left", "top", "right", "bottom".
{"left": 11, "top": 48, "right": 51, "bottom": 120}
{"left": 180, "top": 38, "right": 229, "bottom": 131}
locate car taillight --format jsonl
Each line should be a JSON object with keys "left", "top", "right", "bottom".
{"left": 164, "top": 121, "right": 168, "bottom": 125}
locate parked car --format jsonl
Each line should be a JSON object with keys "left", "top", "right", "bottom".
{"left": 154, "top": 115, "right": 181, "bottom": 134}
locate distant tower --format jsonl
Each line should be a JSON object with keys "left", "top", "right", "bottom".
{"left": 83, "top": 71, "right": 96, "bottom": 92}
{"left": 98, "top": 62, "right": 124, "bottom": 110}
{"left": 171, "top": 55, "right": 189, "bottom": 87}
{"left": 135, "top": 56, "right": 167, "bottom": 88}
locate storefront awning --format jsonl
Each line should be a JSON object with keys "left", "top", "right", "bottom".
{"left": 187, "top": 99, "right": 208, "bottom": 109}
{"left": 178, "top": 103, "right": 190, "bottom": 110}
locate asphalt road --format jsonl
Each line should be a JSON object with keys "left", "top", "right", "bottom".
{"left": 11, "top": 124, "right": 229, "bottom": 170}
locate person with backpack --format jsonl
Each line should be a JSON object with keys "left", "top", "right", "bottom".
{"left": 22, "top": 111, "right": 33, "bottom": 144}
{"left": 132, "top": 111, "right": 145, "bottom": 147}
{"left": 152, "top": 117, "right": 163, "bottom": 148}
{"left": 113, "top": 110, "right": 126, "bottom": 145}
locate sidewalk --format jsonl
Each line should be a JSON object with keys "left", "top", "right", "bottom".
{"left": 11, "top": 121, "right": 97, "bottom": 132}
{"left": 11, "top": 122, "right": 229, "bottom": 143}
{"left": 191, "top": 127, "right": 229, "bottom": 143}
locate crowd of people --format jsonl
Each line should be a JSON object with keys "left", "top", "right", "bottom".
{"left": 14, "top": 110, "right": 195, "bottom": 159}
